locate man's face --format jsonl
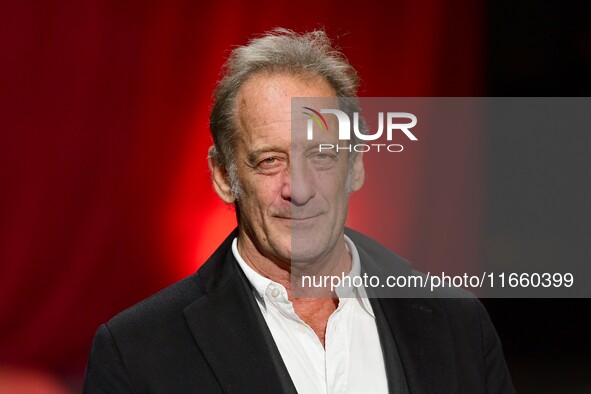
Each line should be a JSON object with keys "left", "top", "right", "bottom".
{"left": 213, "top": 72, "right": 364, "bottom": 266}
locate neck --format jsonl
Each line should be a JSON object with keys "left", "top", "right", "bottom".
{"left": 236, "top": 228, "right": 352, "bottom": 300}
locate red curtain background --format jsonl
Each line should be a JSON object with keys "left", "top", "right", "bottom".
{"left": 0, "top": 0, "right": 482, "bottom": 391}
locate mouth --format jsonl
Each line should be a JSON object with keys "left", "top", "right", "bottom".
{"left": 276, "top": 214, "right": 321, "bottom": 221}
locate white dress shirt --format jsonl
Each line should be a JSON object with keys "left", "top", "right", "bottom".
{"left": 232, "top": 235, "right": 388, "bottom": 394}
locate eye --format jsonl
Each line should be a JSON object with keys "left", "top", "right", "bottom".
{"left": 256, "top": 156, "right": 284, "bottom": 173}
{"left": 258, "top": 157, "right": 280, "bottom": 168}
{"left": 309, "top": 151, "right": 338, "bottom": 170}
{"left": 313, "top": 152, "right": 337, "bottom": 161}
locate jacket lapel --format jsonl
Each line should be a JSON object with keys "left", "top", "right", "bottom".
{"left": 183, "top": 234, "right": 296, "bottom": 394}
{"left": 377, "top": 297, "right": 459, "bottom": 393}
{"left": 349, "top": 228, "right": 459, "bottom": 393}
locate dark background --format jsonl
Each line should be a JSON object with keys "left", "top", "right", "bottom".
{"left": 484, "top": 1, "right": 591, "bottom": 392}
{"left": 0, "top": 0, "right": 589, "bottom": 392}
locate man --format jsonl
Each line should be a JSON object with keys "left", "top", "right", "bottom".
{"left": 84, "top": 29, "right": 514, "bottom": 393}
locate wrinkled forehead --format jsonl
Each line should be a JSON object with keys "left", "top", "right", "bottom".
{"left": 235, "top": 72, "right": 339, "bottom": 140}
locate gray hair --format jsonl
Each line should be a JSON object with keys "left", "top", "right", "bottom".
{"left": 209, "top": 28, "right": 363, "bottom": 197}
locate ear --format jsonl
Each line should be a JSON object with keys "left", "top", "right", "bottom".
{"left": 350, "top": 152, "right": 365, "bottom": 192}
{"left": 208, "top": 146, "right": 236, "bottom": 204}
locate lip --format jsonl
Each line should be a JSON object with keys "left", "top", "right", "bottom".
{"left": 276, "top": 215, "right": 320, "bottom": 221}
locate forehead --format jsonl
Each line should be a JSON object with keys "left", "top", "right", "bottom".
{"left": 235, "top": 72, "right": 337, "bottom": 144}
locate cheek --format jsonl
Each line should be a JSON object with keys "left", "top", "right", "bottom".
{"left": 242, "top": 175, "right": 284, "bottom": 208}
{"left": 317, "top": 170, "right": 349, "bottom": 205}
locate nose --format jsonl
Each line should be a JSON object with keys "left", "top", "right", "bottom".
{"left": 282, "top": 159, "right": 315, "bottom": 206}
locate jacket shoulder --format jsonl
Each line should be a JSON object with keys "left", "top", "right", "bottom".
{"left": 106, "top": 274, "right": 203, "bottom": 333}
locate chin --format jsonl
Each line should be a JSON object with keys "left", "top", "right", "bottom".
{"left": 263, "top": 232, "right": 292, "bottom": 261}
{"left": 289, "top": 235, "right": 327, "bottom": 262}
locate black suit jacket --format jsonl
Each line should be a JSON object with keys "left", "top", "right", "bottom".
{"left": 84, "top": 229, "right": 515, "bottom": 393}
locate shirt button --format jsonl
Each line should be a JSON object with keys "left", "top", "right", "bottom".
{"left": 271, "top": 288, "right": 280, "bottom": 298}
{"left": 297, "top": 324, "right": 307, "bottom": 334}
